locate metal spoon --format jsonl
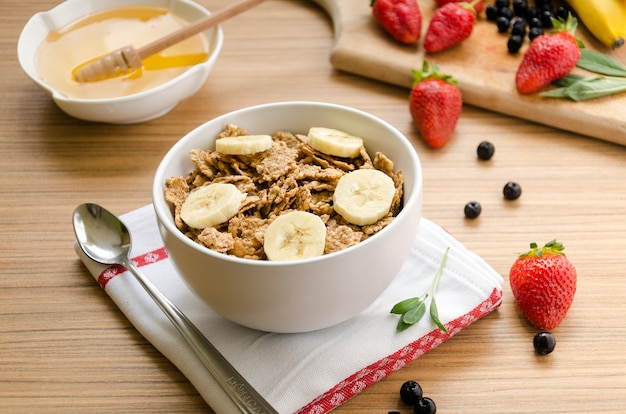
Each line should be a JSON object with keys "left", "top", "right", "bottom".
{"left": 73, "top": 203, "right": 277, "bottom": 414}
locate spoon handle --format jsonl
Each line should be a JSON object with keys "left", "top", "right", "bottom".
{"left": 122, "top": 258, "right": 278, "bottom": 414}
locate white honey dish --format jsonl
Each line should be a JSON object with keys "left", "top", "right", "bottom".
{"left": 152, "top": 101, "right": 424, "bottom": 333}
{"left": 17, "top": 0, "right": 223, "bottom": 124}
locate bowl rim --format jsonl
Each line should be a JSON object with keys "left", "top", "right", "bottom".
{"left": 16, "top": 0, "right": 224, "bottom": 103}
{"left": 152, "top": 101, "right": 423, "bottom": 267}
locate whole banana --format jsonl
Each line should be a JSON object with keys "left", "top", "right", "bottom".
{"left": 565, "top": 0, "right": 626, "bottom": 49}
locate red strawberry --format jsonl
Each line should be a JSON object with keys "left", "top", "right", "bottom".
{"left": 409, "top": 62, "right": 462, "bottom": 148}
{"left": 509, "top": 240, "right": 577, "bottom": 330}
{"left": 371, "top": 0, "right": 422, "bottom": 44}
{"left": 515, "top": 16, "right": 581, "bottom": 94}
{"left": 423, "top": 2, "right": 477, "bottom": 53}
{"left": 435, "top": 0, "right": 484, "bottom": 15}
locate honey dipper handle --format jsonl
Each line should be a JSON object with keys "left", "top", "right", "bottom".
{"left": 73, "top": 0, "right": 268, "bottom": 82}
{"left": 137, "top": 0, "right": 269, "bottom": 59}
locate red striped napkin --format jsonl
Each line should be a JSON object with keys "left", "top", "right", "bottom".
{"left": 75, "top": 204, "right": 502, "bottom": 413}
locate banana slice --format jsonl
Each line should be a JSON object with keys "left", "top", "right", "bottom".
{"left": 307, "top": 127, "right": 364, "bottom": 158}
{"left": 333, "top": 169, "right": 395, "bottom": 226}
{"left": 180, "top": 183, "right": 246, "bottom": 229}
{"left": 264, "top": 211, "right": 327, "bottom": 261}
{"left": 215, "top": 135, "right": 273, "bottom": 155}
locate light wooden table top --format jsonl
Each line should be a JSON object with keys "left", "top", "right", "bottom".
{"left": 3, "top": 0, "right": 626, "bottom": 413}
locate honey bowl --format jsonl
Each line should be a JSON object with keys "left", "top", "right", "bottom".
{"left": 17, "top": 0, "right": 223, "bottom": 123}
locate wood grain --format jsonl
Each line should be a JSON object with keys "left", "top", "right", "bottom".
{"left": 2, "top": 0, "right": 626, "bottom": 413}
{"left": 315, "top": 0, "right": 626, "bottom": 145}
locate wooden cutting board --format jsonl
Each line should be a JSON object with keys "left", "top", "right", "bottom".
{"left": 311, "top": 0, "right": 626, "bottom": 145}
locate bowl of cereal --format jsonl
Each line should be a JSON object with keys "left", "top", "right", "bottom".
{"left": 153, "top": 101, "right": 423, "bottom": 332}
{"left": 17, "top": 0, "right": 223, "bottom": 123}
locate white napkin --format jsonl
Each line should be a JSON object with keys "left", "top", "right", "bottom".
{"left": 74, "top": 204, "right": 503, "bottom": 414}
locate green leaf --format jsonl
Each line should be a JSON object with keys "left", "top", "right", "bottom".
{"left": 430, "top": 299, "right": 448, "bottom": 333}
{"left": 390, "top": 297, "right": 423, "bottom": 314}
{"left": 396, "top": 318, "right": 413, "bottom": 332}
{"left": 540, "top": 87, "right": 570, "bottom": 99}
{"left": 577, "top": 49, "right": 626, "bottom": 77}
{"left": 565, "top": 77, "right": 626, "bottom": 101}
{"left": 552, "top": 74, "right": 587, "bottom": 87}
{"left": 541, "top": 75, "right": 626, "bottom": 101}
{"left": 401, "top": 301, "right": 427, "bottom": 325}
{"left": 390, "top": 247, "right": 450, "bottom": 333}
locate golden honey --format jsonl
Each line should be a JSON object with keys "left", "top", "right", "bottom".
{"left": 36, "top": 7, "right": 211, "bottom": 99}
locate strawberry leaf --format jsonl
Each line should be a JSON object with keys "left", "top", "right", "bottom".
{"left": 549, "top": 15, "right": 577, "bottom": 36}
{"left": 518, "top": 240, "right": 567, "bottom": 258}
{"left": 411, "top": 61, "right": 458, "bottom": 87}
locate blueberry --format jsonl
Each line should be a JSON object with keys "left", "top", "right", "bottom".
{"left": 503, "top": 181, "right": 522, "bottom": 200}
{"left": 414, "top": 397, "right": 437, "bottom": 414}
{"left": 541, "top": 10, "right": 554, "bottom": 27}
{"left": 556, "top": 6, "right": 569, "bottom": 20}
{"left": 496, "top": 16, "right": 511, "bottom": 32}
{"left": 507, "top": 35, "right": 524, "bottom": 53}
{"left": 495, "top": 0, "right": 510, "bottom": 9}
{"left": 499, "top": 7, "right": 514, "bottom": 20}
{"left": 512, "top": 17, "right": 527, "bottom": 29}
{"left": 464, "top": 202, "right": 482, "bottom": 219}
{"left": 400, "top": 380, "right": 423, "bottom": 405}
{"left": 511, "top": 27, "right": 525, "bottom": 37}
{"left": 525, "top": 6, "right": 539, "bottom": 20}
{"left": 533, "top": 332, "right": 556, "bottom": 355}
{"left": 539, "top": 4, "right": 554, "bottom": 15}
{"left": 528, "top": 16, "right": 542, "bottom": 28}
{"left": 529, "top": 26, "right": 544, "bottom": 41}
{"left": 540, "top": 3, "right": 552, "bottom": 13}
{"left": 477, "top": 140, "right": 495, "bottom": 160}
{"left": 511, "top": 17, "right": 526, "bottom": 37}
{"left": 486, "top": 4, "right": 499, "bottom": 20}
{"left": 512, "top": 0, "right": 528, "bottom": 16}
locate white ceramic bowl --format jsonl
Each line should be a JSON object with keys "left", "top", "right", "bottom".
{"left": 17, "top": 0, "right": 223, "bottom": 124}
{"left": 152, "top": 102, "right": 423, "bottom": 332}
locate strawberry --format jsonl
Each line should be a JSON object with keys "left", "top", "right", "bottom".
{"left": 515, "top": 16, "right": 581, "bottom": 94}
{"left": 435, "top": 0, "right": 484, "bottom": 15}
{"left": 509, "top": 240, "right": 577, "bottom": 330}
{"left": 409, "top": 62, "right": 462, "bottom": 148}
{"left": 371, "top": 0, "right": 422, "bottom": 44}
{"left": 423, "top": 1, "right": 477, "bottom": 53}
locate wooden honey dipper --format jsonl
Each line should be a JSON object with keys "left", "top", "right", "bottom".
{"left": 73, "top": 0, "right": 268, "bottom": 83}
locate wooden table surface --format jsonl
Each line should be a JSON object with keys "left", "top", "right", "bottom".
{"left": 3, "top": 0, "right": 626, "bottom": 413}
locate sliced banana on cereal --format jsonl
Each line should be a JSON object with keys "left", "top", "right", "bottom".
{"left": 215, "top": 134, "right": 273, "bottom": 155}
{"left": 333, "top": 169, "right": 395, "bottom": 226}
{"left": 180, "top": 183, "right": 246, "bottom": 229}
{"left": 264, "top": 211, "right": 327, "bottom": 261}
{"left": 307, "top": 127, "right": 364, "bottom": 158}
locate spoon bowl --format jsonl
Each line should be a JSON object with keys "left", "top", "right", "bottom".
{"left": 73, "top": 203, "right": 131, "bottom": 266}
{"left": 72, "top": 203, "right": 277, "bottom": 414}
